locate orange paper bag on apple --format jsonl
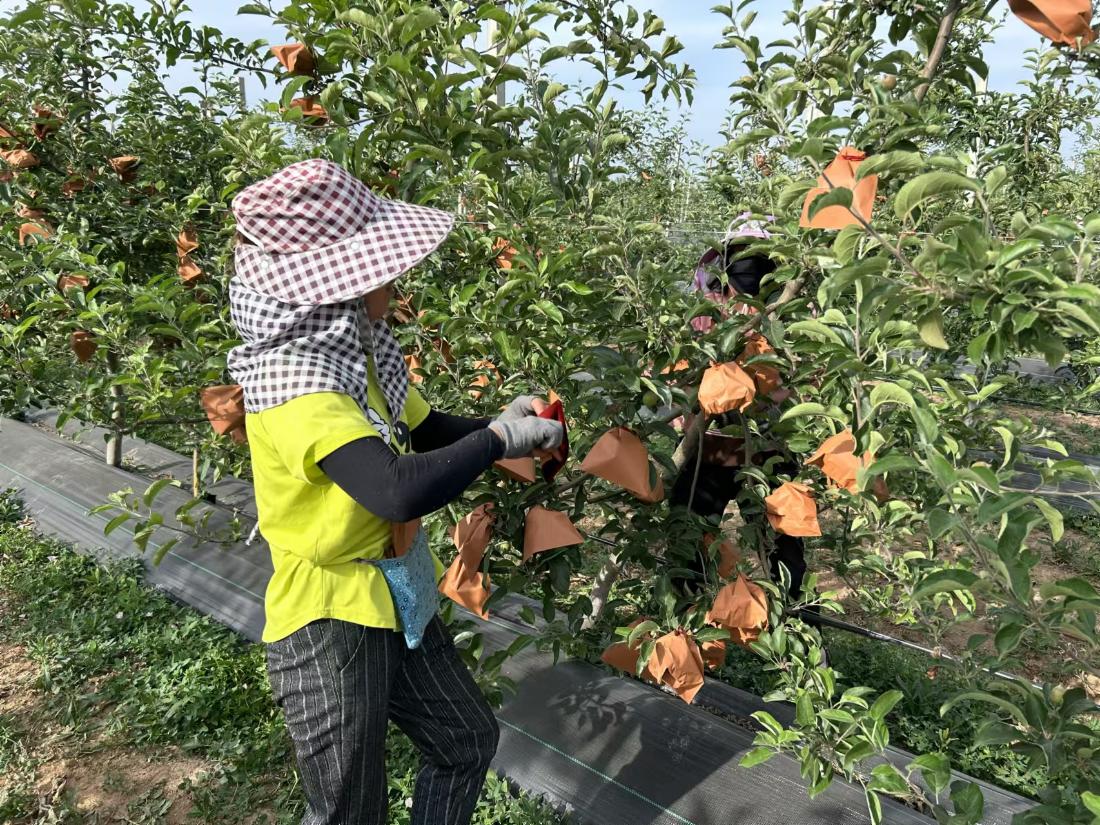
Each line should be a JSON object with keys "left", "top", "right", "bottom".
{"left": 201, "top": 384, "right": 248, "bottom": 444}
{"left": 522, "top": 506, "right": 582, "bottom": 561}
{"left": 1008, "top": 0, "right": 1095, "bottom": 46}
{"left": 580, "top": 427, "right": 664, "bottom": 503}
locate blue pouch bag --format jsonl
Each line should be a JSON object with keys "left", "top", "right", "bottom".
{"left": 367, "top": 527, "right": 438, "bottom": 649}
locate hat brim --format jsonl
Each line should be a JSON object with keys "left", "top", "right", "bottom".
{"left": 233, "top": 198, "right": 454, "bottom": 305}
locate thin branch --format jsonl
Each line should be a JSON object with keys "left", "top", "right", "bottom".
{"left": 914, "top": 0, "right": 965, "bottom": 104}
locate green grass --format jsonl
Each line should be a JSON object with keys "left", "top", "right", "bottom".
{"left": 0, "top": 490, "right": 565, "bottom": 824}
{"left": 715, "top": 630, "right": 1046, "bottom": 799}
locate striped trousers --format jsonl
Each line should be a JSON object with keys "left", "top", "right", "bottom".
{"left": 266, "top": 616, "right": 500, "bottom": 825}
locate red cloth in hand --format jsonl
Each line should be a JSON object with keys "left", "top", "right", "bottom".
{"left": 538, "top": 400, "right": 569, "bottom": 481}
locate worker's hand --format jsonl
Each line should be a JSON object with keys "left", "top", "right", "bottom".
{"left": 496, "top": 395, "right": 548, "bottom": 423}
{"left": 488, "top": 416, "right": 564, "bottom": 459}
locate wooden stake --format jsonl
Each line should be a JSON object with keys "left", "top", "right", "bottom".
{"left": 105, "top": 350, "right": 124, "bottom": 467}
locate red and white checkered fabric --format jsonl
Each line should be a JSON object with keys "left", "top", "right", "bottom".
{"left": 226, "top": 159, "right": 451, "bottom": 422}
{"left": 227, "top": 280, "right": 409, "bottom": 427}
{"left": 231, "top": 158, "right": 454, "bottom": 305}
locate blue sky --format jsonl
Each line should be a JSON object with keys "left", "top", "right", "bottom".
{"left": 6, "top": 0, "right": 1063, "bottom": 149}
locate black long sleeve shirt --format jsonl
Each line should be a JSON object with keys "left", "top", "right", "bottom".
{"left": 318, "top": 409, "right": 502, "bottom": 523}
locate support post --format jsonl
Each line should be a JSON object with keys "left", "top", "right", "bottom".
{"left": 105, "top": 350, "right": 124, "bottom": 467}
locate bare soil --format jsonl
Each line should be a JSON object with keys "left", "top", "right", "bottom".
{"left": 999, "top": 404, "right": 1100, "bottom": 457}
{"left": 0, "top": 596, "right": 211, "bottom": 824}
{"left": 811, "top": 522, "right": 1100, "bottom": 701}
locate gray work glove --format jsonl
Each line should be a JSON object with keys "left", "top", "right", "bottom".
{"left": 488, "top": 416, "right": 564, "bottom": 459}
{"left": 495, "top": 395, "right": 541, "bottom": 423}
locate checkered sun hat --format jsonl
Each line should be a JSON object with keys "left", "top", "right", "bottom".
{"left": 232, "top": 158, "right": 454, "bottom": 304}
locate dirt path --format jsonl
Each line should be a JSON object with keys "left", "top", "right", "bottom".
{"left": 0, "top": 597, "right": 212, "bottom": 824}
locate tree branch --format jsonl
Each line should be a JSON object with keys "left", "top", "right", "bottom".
{"left": 914, "top": 0, "right": 965, "bottom": 104}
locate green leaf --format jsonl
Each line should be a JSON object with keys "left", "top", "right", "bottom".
{"left": 151, "top": 537, "right": 180, "bottom": 566}
{"left": 868, "top": 763, "right": 910, "bottom": 795}
{"left": 540, "top": 45, "right": 570, "bottom": 66}
{"left": 940, "top": 691, "right": 1027, "bottom": 725}
{"left": 740, "top": 747, "right": 776, "bottom": 768}
{"left": 533, "top": 300, "right": 564, "bottom": 325}
{"left": 399, "top": 8, "right": 441, "bottom": 43}
{"left": 1032, "top": 497, "right": 1064, "bottom": 542}
{"left": 917, "top": 310, "right": 948, "bottom": 349}
{"left": 863, "top": 454, "right": 919, "bottom": 478}
{"left": 752, "top": 711, "right": 785, "bottom": 736}
{"left": 542, "top": 82, "right": 567, "bottom": 106}
{"left": 894, "top": 172, "right": 978, "bottom": 220}
{"left": 909, "top": 752, "right": 950, "bottom": 796}
{"left": 984, "top": 165, "right": 1008, "bottom": 195}
{"left": 787, "top": 320, "right": 845, "bottom": 345}
{"left": 1056, "top": 300, "right": 1100, "bottom": 334}
{"left": 779, "top": 402, "right": 846, "bottom": 423}
{"left": 949, "top": 780, "right": 985, "bottom": 821}
{"left": 806, "top": 187, "right": 853, "bottom": 222}
{"left": 869, "top": 689, "right": 903, "bottom": 720}
{"left": 994, "top": 622, "right": 1025, "bottom": 656}
{"left": 694, "top": 626, "right": 730, "bottom": 643}
{"left": 627, "top": 620, "right": 659, "bottom": 648}
{"left": 865, "top": 789, "right": 883, "bottom": 825}
{"left": 795, "top": 692, "right": 815, "bottom": 726}
{"left": 967, "top": 329, "right": 993, "bottom": 364}
{"left": 643, "top": 15, "right": 665, "bottom": 37}
{"left": 855, "top": 150, "right": 922, "bottom": 180}
{"left": 778, "top": 180, "right": 814, "bottom": 211}
{"left": 869, "top": 382, "right": 916, "bottom": 411}
{"left": 995, "top": 238, "right": 1041, "bottom": 267}
{"left": 103, "top": 513, "right": 131, "bottom": 536}
{"left": 928, "top": 509, "right": 958, "bottom": 539}
{"left": 913, "top": 568, "right": 978, "bottom": 600}
{"left": 1081, "top": 791, "right": 1100, "bottom": 817}
{"left": 833, "top": 225, "right": 864, "bottom": 264}
{"left": 976, "top": 492, "right": 1029, "bottom": 525}
{"left": 992, "top": 426, "right": 1016, "bottom": 469}
{"left": 320, "top": 81, "right": 344, "bottom": 112}
{"left": 143, "top": 478, "right": 176, "bottom": 506}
